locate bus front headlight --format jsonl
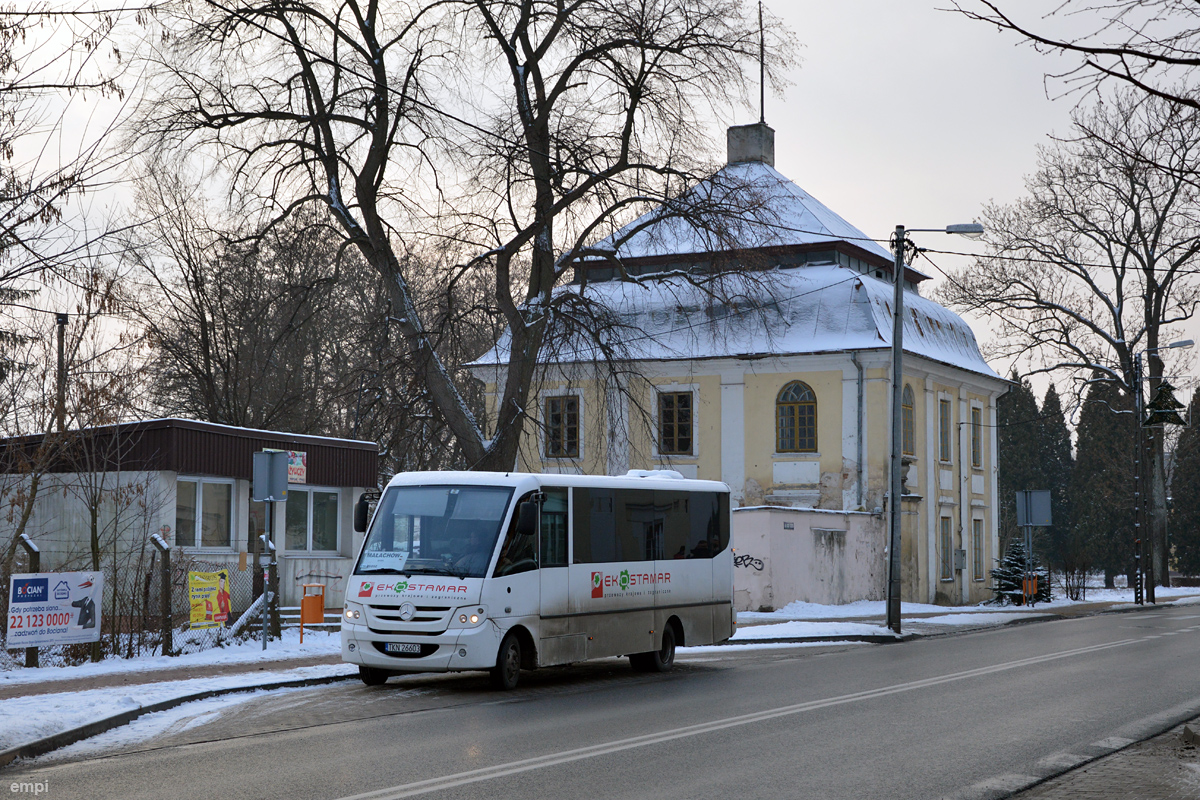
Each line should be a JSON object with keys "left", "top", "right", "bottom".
{"left": 454, "top": 607, "right": 486, "bottom": 627}
{"left": 343, "top": 602, "right": 365, "bottom": 623}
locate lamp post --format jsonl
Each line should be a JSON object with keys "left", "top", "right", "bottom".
{"left": 886, "top": 223, "right": 984, "bottom": 635}
{"left": 1133, "top": 338, "right": 1193, "bottom": 605}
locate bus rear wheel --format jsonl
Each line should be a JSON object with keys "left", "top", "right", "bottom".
{"left": 490, "top": 632, "right": 522, "bottom": 690}
{"left": 359, "top": 666, "right": 390, "bottom": 686}
{"left": 630, "top": 625, "right": 676, "bottom": 673}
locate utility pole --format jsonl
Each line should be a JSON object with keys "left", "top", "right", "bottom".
{"left": 55, "top": 313, "right": 68, "bottom": 432}
{"left": 1133, "top": 353, "right": 1153, "bottom": 604}
{"left": 886, "top": 225, "right": 906, "bottom": 634}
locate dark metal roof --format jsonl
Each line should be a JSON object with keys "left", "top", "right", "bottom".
{"left": 0, "top": 418, "right": 379, "bottom": 487}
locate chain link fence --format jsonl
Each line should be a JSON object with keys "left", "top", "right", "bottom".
{"left": 2, "top": 548, "right": 281, "bottom": 671}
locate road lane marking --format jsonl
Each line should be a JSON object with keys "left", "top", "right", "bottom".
{"left": 334, "top": 637, "right": 1138, "bottom": 800}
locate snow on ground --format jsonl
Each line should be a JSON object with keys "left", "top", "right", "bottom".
{"left": 33, "top": 687, "right": 314, "bottom": 762}
{"left": 731, "top": 620, "right": 896, "bottom": 640}
{"left": 0, "top": 629, "right": 342, "bottom": 688}
{"left": 0, "top": 662, "right": 356, "bottom": 753}
{"left": 735, "top": 588, "right": 1200, "bottom": 625}
{"left": 736, "top": 599, "right": 987, "bottom": 622}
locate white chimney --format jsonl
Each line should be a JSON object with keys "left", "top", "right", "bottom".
{"left": 727, "top": 122, "right": 775, "bottom": 167}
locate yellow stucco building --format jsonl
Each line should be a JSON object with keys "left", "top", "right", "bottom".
{"left": 470, "top": 124, "right": 1008, "bottom": 607}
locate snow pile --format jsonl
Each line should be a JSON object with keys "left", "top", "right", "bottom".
{"left": 730, "top": 620, "right": 897, "bottom": 641}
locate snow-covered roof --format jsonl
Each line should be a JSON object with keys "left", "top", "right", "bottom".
{"left": 590, "top": 160, "right": 925, "bottom": 278}
{"left": 469, "top": 265, "right": 1000, "bottom": 380}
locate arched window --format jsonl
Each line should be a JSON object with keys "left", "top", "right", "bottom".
{"left": 902, "top": 384, "right": 915, "bottom": 456}
{"left": 776, "top": 381, "right": 817, "bottom": 453}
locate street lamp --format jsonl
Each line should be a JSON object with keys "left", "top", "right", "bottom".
{"left": 1133, "top": 338, "right": 1194, "bottom": 605}
{"left": 886, "top": 223, "right": 985, "bottom": 635}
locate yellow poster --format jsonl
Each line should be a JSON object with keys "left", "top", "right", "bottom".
{"left": 188, "top": 571, "right": 232, "bottom": 629}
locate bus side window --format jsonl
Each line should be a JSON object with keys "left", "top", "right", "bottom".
{"left": 494, "top": 491, "right": 539, "bottom": 577}
{"left": 540, "top": 488, "right": 568, "bottom": 567}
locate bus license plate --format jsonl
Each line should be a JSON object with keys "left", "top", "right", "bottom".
{"left": 384, "top": 642, "right": 421, "bottom": 654}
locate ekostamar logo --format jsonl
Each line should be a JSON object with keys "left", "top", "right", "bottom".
{"left": 590, "top": 570, "right": 671, "bottom": 597}
{"left": 358, "top": 582, "right": 374, "bottom": 598}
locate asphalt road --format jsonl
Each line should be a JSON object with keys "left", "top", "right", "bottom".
{"left": 11, "top": 604, "right": 1200, "bottom": 800}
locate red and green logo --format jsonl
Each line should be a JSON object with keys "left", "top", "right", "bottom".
{"left": 591, "top": 572, "right": 603, "bottom": 598}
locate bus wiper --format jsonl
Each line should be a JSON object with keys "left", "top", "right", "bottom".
{"left": 411, "top": 566, "right": 471, "bottom": 580}
{"left": 357, "top": 567, "right": 408, "bottom": 575}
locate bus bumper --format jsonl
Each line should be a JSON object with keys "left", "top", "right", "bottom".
{"left": 341, "top": 622, "right": 502, "bottom": 673}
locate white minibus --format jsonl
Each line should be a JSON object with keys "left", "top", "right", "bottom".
{"left": 341, "top": 470, "right": 734, "bottom": 689}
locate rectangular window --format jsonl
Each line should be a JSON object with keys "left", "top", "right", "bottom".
{"left": 545, "top": 396, "right": 580, "bottom": 458}
{"left": 972, "top": 518, "right": 984, "bottom": 580}
{"left": 175, "top": 478, "right": 232, "bottom": 549}
{"left": 572, "top": 488, "right": 728, "bottom": 563}
{"left": 658, "top": 391, "right": 693, "bottom": 455}
{"left": 285, "top": 487, "right": 341, "bottom": 552}
{"left": 939, "top": 399, "right": 952, "bottom": 462}
{"left": 940, "top": 516, "right": 953, "bottom": 581}
{"left": 971, "top": 406, "right": 983, "bottom": 468}
{"left": 175, "top": 480, "right": 197, "bottom": 548}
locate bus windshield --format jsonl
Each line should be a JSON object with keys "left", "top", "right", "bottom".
{"left": 355, "top": 485, "right": 514, "bottom": 579}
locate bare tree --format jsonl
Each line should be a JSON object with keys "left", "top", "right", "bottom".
{"left": 938, "top": 91, "right": 1200, "bottom": 588}
{"left": 138, "top": 0, "right": 792, "bottom": 471}
{"left": 955, "top": 1, "right": 1200, "bottom": 110}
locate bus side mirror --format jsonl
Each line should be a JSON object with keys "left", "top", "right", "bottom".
{"left": 516, "top": 500, "right": 538, "bottom": 537}
{"left": 354, "top": 495, "right": 370, "bottom": 533}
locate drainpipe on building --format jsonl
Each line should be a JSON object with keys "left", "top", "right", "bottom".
{"left": 851, "top": 352, "right": 864, "bottom": 509}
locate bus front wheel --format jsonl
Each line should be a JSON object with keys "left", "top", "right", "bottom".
{"left": 490, "top": 632, "right": 522, "bottom": 690}
{"left": 359, "top": 666, "right": 390, "bottom": 686}
{"left": 630, "top": 625, "right": 676, "bottom": 673}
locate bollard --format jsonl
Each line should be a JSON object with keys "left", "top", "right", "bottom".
{"left": 151, "top": 534, "right": 172, "bottom": 656}
{"left": 17, "top": 534, "right": 39, "bottom": 668}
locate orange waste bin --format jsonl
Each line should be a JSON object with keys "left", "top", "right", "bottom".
{"left": 300, "top": 584, "right": 325, "bottom": 643}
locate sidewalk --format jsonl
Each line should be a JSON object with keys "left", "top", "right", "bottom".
{"left": 1010, "top": 719, "right": 1200, "bottom": 799}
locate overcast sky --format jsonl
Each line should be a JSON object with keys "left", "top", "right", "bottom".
{"left": 751, "top": 1, "right": 1197, "bottom": 392}
{"left": 766, "top": 1, "right": 1074, "bottom": 269}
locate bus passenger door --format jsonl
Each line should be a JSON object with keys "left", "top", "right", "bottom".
{"left": 538, "top": 488, "right": 581, "bottom": 664}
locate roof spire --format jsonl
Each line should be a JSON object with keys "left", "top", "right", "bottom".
{"left": 759, "top": 1, "right": 765, "bottom": 124}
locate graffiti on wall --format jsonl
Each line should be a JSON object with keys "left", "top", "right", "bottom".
{"left": 733, "top": 553, "right": 765, "bottom": 571}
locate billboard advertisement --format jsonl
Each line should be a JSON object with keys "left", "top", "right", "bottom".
{"left": 7, "top": 572, "right": 104, "bottom": 647}
{"left": 188, "top": 570, "right": 232, "bottom": 629}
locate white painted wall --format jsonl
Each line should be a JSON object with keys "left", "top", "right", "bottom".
{"left": 731, "top": 506, "right": 886, "bottom": 611}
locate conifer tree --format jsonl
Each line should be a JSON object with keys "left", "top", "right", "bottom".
{"left": 1070, "top": 377, "right": 1136, "bottom": 587}
{"left": 1038, "top": 384, "right": 1081, "bottom": 595}
{"left": 990, "top": 536, "right": 1051, "bottom": 605}
{"left": 1170, "top": 391, "right": 1200, "bottom": 576}
{"left": 997, "top": 371, "right": 1043, "bottom": 555}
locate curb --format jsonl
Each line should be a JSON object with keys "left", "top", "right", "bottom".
{"left": 0, "top": 671, "right": 359, "bottom": 770}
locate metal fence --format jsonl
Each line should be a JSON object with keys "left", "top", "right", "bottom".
{"left": 2, "top": 546, "right": 281, "bottom": 671}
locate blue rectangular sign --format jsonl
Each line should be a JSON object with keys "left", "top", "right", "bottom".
{"left": 12, "top": 578, "right": 48, "bottom": 603}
